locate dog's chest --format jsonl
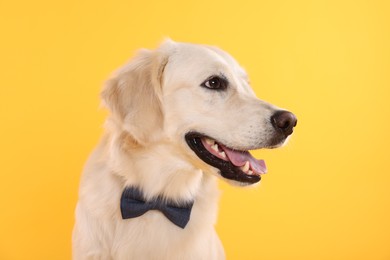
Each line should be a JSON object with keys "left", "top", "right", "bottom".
{"left": 111, "top": 210, "right": 223, "bottom": 259}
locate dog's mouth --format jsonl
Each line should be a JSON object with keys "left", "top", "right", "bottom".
{"left": 185, "top": 133, "right": 267, "bottom": 185}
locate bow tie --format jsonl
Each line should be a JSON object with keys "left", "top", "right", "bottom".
{"left": 120, "top": 187, "right": 194, "bottom": 229}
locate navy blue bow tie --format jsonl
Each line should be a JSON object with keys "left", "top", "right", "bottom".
{"left": 120, "top": 187, "right": 194, "bottom": 229}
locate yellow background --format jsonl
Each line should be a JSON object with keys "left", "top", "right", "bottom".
{"left": 1, "top": 0, "right": 389, "bottom": 259}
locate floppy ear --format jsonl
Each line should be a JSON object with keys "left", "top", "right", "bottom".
{"left": 101, "top": 48, "right": 170, "bottom": 145}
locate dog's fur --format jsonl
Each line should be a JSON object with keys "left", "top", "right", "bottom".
{"left": 72, "top": 40, "right": 289, "bottom": 259}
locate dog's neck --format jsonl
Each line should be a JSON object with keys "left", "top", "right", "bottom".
{"left": 105, "top": 130, "right": 217, "bottom": 204}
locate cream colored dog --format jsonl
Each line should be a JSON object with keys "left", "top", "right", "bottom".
{"left": 72, "top": 40, "right": 297, "bottom": 260}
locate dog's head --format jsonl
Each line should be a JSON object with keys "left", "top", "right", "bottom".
{"left": 102, "top": 40, "right": 297, "bottom": 186}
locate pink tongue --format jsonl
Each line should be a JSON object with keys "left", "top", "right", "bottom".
{"left": 221, "top": 145, "right": 267, "bottom": 174}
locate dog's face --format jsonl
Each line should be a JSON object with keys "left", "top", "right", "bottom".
{"left": 102, "top": 40, "right": 297, "bottom": 186}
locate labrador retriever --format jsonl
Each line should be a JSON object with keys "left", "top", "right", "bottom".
{"left": 72, "top": 40, "right": 297, "bottom": 260}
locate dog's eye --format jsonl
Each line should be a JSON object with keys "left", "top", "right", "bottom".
{"left": 201, "top": 76, "right": 227, "bottom": 90}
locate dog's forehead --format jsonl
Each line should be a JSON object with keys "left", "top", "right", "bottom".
{"left": 165, "top": 43, "right": 248, "bottom": 82}
{"left": 204, "top": 45, "right": 248, "bottom": 79}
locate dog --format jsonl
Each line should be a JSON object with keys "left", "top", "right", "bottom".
{"left": 72, "top": 39, "right": 297, "bottom": 260}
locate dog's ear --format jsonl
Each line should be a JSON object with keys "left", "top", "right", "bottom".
{"left": 101, "top": 44, "right": 172, "bottom": 145}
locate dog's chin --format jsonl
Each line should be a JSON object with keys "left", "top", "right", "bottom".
{"left": 185, "top": 132, "right": 273, "bottom": 186}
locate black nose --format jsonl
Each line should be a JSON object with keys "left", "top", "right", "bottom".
{"left": 271, "top": 111, "right": 297, "bottom": 136}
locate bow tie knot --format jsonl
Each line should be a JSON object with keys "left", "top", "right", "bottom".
{"left": 120, "top": 187, "right": 194, "bottom": 229}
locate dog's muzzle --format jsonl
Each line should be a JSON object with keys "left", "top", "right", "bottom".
{"left": 185, "top": 111, "right": 297, "bottom": 185}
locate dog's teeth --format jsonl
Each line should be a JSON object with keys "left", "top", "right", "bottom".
{"left": 211, "top": 144, "right": 219, "bottom": 152}
{"left": 247, "top": 170, "right": 253, "bottom": 175}
{"left": 205, "top": 138, "right": 215, "bottom": 146}
{"left": 219, "top": 151, "right": 226, "bottom": 159}
{"left": 241, "top": 161, "right": 250, "bottom": 173}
